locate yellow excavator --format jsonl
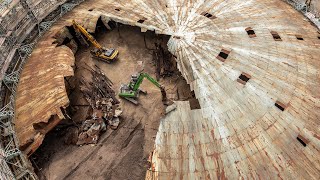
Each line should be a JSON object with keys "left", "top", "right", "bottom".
{"left": 72, "top": 20, "right": 119, "bottom": 63}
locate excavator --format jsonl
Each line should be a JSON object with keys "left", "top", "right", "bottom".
{"left": 72, "top": 20, "right": 119, "bottom": 63}
{"left": 119, "top": 73, "right": 168, "bottom": 105}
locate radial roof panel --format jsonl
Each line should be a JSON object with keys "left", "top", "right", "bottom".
{"left": 12, "top": 0, "right": 320, "bottom": 179}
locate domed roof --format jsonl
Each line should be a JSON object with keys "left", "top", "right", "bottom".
{"left": 13, "top": 0, "right": 320, "bottom": 179}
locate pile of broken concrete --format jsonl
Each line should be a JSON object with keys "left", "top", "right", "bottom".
{"left": 71, "top": 65, "right": 122, "bottom": 146}
{"left": 76, "top": 98, "right": 122, "bottom": 145}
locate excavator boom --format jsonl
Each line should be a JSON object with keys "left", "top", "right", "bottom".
{"left": 72, "top": 20, "right": 119, "bottom": 62}
{"left": 131, "top": 73, "right": 161, "bottom": 91}
{"left": 72, "top": 20, "right": 102, "bottom": 49}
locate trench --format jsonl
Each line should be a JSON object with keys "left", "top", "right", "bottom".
{"left": 29, "top": 18, "right": 200, "bottom": 180}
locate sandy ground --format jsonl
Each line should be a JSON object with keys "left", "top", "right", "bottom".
{"left": 31, "top": 24, "right": 194, "bottom": 180}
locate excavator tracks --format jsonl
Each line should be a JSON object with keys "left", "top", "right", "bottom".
{"left": 122, "top": 97, "right": 139, "bottom": 105}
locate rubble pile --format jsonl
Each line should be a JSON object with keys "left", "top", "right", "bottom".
{"left": 76, "top": 65, "right": 122, "bottom": 145}
{"left": 153, "top": 43, "right": 175, "bottom": 80}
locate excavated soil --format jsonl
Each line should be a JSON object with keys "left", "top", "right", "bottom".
{"left": 30, "top": 24, "right": 197, "bottom": 180}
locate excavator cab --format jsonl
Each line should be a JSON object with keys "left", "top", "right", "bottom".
{"left": 119, "top": 73, "right": 169, "bottom": 105}
{"left": 105, "top": 48, "right": 116, "bottom": 57}
{"left": 129, "top": 74, "right": 139, "bottom": 86}
{"left": 90, "top": 48, "right": 119, "bottom": 63}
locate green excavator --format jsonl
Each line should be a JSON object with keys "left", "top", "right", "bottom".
{"left": 119, "top": 73, "right": 168, "bottom": 105}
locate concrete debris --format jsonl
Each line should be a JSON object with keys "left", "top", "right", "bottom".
{"left": 64, "top": 126, "right": 79, "bottom": 145}
{"left": 109, "top": 117, "right": 120, "bottom": 130}
{"left": 153, "top": 43, "right": 175, "bottom": 80}
{"left": 76, "top": 65, "right": 122, "bottom": 145}
{"left": 136, "top": 61, "right": 144, "bottom": 72}
{"left": 65, "top": 39, "right": 78, "bottom": 54}
{"left": 114, "top": 109, "right": 123, "bottom": 118}
{"left": 53, "top": 27, "right": 73, "bottom": 46}
{"left": 165, "top": 102, "right": 177, "bottom": 114}
{"left": 101, "top": 16, "right": 112, "bottom": 30}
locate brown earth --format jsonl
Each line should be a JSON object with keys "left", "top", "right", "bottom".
{"left": 30, "top": 24, "right": 195, "bottom": 180}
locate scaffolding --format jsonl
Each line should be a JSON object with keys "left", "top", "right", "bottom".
{"left": 0, "top": 0, "right": 84, "bottom": 179}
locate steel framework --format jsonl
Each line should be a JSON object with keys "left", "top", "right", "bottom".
{"left": 0, "top": 0, "right": 84, "bottom": 179}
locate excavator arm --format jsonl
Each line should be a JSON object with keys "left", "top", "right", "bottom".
{"left": 131, "top": 73, "right": 167, "bottom": 102}
{"left": 119, "top": 73, "right": 169, "bottom": 104}
{"left": 72, "top": 20, "right": 102, "bottom": 49}
{"left": 132, "top": 73, "right": 161, "bottom": 91}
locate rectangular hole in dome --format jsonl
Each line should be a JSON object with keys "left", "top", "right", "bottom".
{"left": 271, "top": 31, "right": 282, "bottom": 41}
{"left": 115, "top": 8, "right": 121, "bottom": 11}
{"left": 201, "top": 12, "right": 216, "bottom": 19}
{"left": 173, "top": 36, "right": 181, "bottom": 39}
{"left": 275, "top": 100, "right": 286, "bottom": 111}
{"left": 297, "top": 135, "right": 309, "bottom": 147}
{"left": 296, "top": 35, "right": 304, "bottom": 40}
{"left": 237, "top": 73, "right": 251, "bottom": 85}
{"left": 216, "top": 49, "right": 230, "bottom": 62}
{"left": 137, "top": 17, "right": 147, "bottom": 24}
{"left": 245, "top": 27, "right": 256, "bottom": 38}
{"left": 137, "top": 19, "right": 145, "bottom": 23}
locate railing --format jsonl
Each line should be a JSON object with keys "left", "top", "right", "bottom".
{"left": 0, "top": 0, "right": 13, "bottom": 14}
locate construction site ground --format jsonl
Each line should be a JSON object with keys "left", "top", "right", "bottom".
{"left": 31, "top": 24, "right": 195, "bottom": 180}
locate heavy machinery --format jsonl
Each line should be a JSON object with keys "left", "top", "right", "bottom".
{"left": 119, "top": 73, "right": 168, "bottom": 105}
{"left": 72, "top": 20, "right": 119, "bottom": 63}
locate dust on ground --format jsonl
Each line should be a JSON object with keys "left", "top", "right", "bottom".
{"left": 31, "top": 24, "right": 196, "bottom": 180}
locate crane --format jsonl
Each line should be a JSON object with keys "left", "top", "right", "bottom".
{"left": 72, "top": 20, "right": 119, "bottom": 63}
{"left": 119, "top": 73, "right": 168, "bottom": 105}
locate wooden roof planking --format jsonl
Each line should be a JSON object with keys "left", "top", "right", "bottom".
{"left": 14, "top": 0, "right": 320, "bottom": 178}
{"left": 14, "top": 12, "right": 101, "bottom": 155}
